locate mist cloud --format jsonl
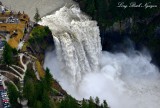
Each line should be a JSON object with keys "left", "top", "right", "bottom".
{"left": 44, "top": 50, "right": 160, "bottom": 108}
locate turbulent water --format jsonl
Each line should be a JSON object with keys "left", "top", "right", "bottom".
{"left": 39, "top": 6, "right": 160, "bottom": 108}
{"left": 40, "top": 5, "right": 101, "bottom": 84}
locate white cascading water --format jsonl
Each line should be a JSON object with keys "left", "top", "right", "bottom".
{"left": 40, "top": 5, "right": 101, "bottom": 84}
{"left": 39, "top": 6, "right": 160, "bottom": 108}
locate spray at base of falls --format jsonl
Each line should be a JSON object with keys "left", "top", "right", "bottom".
{"left": 39, "top": 6, "right": 160, "bottom": 108}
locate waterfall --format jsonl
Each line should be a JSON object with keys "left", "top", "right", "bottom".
{"left": 39, "top": 5, "right": 160, "bottom": 108}
{"left": 40, "top": 5, "right": 101, "bottom": 84}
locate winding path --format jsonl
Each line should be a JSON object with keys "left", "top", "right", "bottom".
{"left": 0, "top": 70, "right": 21, "bottom": 79}
{"left": 9, "top": 66, "right": 23, "bottom": 78}
{"left": 12, "top": 65, "right": 25, "bottom": 72}
{"left": 0, "top": 52, "right": 40, "bottom": 94}
{"left": 1, "top": 75, "right": 19, "bottom": 91}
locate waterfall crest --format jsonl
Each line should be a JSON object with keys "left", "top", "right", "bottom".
{"left": 39, "top": 6, "right": 101, "bottom": 84}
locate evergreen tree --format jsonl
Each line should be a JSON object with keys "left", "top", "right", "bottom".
{"left": 95, "top": 96, "right": 100, "bottom": 106}
{"left": 45, "top": 68, "right": 53, "bottom": 91}
{"left": 88, "top": 96, "right": 96, "bottom": 108}
{"left": 34, "top": 8, "right": 41, "bottom": 23}
{"left": 59, "top": 95, "right": 79, "bottom": 108}
{"left": 23, "top": 79, "right": 35, "bottom": 106}
{"left": 103, "top": 100, "right": 109, "bottom": 108}
{"left": 82, "top": 98, "right": 88, "bottom": 108}
{"left": 2, "top": 42, "right": 13, "bottom": 66}
{"left": 23, "top": 66, "right": 54, "bottom": 108}
{"left": 7, "top": 83, "right": 19, "bottom": 108}
{"left": 34, "top": 101, "right": 43, "bottom": 108}
{"left": 42, "top": 91, "right": 51, "bottom": 108}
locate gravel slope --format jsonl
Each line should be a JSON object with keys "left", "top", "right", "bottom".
{"left": 1, "top": 0, "right": 73, "bottom": 20}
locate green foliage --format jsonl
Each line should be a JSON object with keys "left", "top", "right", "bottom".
{"left": 86, "top": 0, "right": 96, "bottom": 17}
{"left": 41, "top": 90, "right": 53, "bottom": 108}
{"left": 24, "top": 68, "right": 36, "bottom": 82}
{"left": 44, "top": 26, "right": 51, "bottom": 34}
{"left": 23, "top": 79, "right": 35, "bottom": 106}
{"left": 81, "top": 97, "right": 109, "bottom": 108}
{"left": 103, "top": 100, "right": 109, "bottom": 108}
{"left": 34, "top": 8, "right": 41, "bottom": 23}
{"left": 44, "top": 67, "right": 53, "bottom": 91}
{"left": 59, "top": 95, "right": 79, "bottom": 108}
{"left": 88, "top": 96, "right": 96, "bottom": 108}
{"left": 7, "top": 83, "right": 20, "bottom": 108}
{"left": 82, "top": 98, "right": 88, "bottom": 108}
{"left": 76, "top": 0, "right": 159, "bottom": 27}
{"left": 32, "top": 26, "right": 50, "bottom": 39}
{"left": 28, "top": 26, "right": 51, "bottom": 50}
{"left": 34, "top": 101, "right": 43, "bottom": 108}
{"left": 23, "top": 68, "right": 54, "bottom": 108}
{"left": 95, "top": 96, "right": 100, "bottom": 106}
{"left": 2, "top": 42, "right": 13, "bottom": 66}
{"left": 12, "top": 48, "right": 18, "bottom": 55}
{"left": 23, "top": 69, "right": 36, "bottom": 106}
{"left": 80, "top": 0, "right": 107, "bottom": 26}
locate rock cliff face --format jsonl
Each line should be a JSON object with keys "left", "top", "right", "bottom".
{"left": 21, "top": 25, "right": 67, "bottom": 94}
{"left": 26, "top": 25, "right": 54, "bottom": 62}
